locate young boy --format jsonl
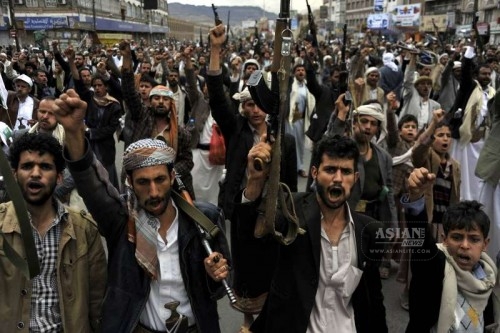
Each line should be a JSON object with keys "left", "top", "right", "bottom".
{"left": 404, "top": 167, "right": 498, "bottom": 333}
{"left": 412, "top": 109, "right": 461, "bottom": 241}
{"left": 386, "top": 106, "right": 418, "bottom": 307}
{"left": 388, "top": 113, "right": 419, "bottom": 199}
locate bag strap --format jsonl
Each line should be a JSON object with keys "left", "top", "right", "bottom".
{"left": 0, "top": 147, "right": 40, "bottom": 279}
{"left": 172, "top": 191, "right": 220, "bottom": 239}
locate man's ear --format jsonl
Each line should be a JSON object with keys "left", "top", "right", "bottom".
{"left": 170, "top": 169, "right": 175, "bottom": 187}
{"left": 56, "top": 172, "right": 63, "bottom": 185}
{"left": 311, "top": 166, "right": 318, "bottom": 180}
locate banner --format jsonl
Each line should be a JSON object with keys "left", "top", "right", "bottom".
{"left": 374, "top": 0, "right": 384, "bottom": 12}
{"left": 367, "top": 14, "right": 391, "bottom": 29}
{"left": 393, "top": 4, "right": 421, "bottom": 28}
{"left": 421, "top": 14, "right": 448, "bottom": 32}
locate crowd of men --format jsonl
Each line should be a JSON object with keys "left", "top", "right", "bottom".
{"left": 0, "top": 21, "right": 500, "bottom": 333}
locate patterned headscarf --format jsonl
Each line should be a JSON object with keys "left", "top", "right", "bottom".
{"left": 123, "top": 138, "right": 176, "bottom": 172}
{"left": 123, "top": 138, "right": 176, "bottom": 279}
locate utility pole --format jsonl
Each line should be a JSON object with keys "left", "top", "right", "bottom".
{"left": 7, "top": 0, "right": 20, "bottom": 51}
{"left": 92, "top": 0, "right": 96, "bottom": 31}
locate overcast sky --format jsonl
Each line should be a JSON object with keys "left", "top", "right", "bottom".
{"left": 169, "top": 0, "right": 325, "bottom": 15}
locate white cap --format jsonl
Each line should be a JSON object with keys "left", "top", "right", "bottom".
{"left": 14, "top": 74, "right": 33, "bottom": 88}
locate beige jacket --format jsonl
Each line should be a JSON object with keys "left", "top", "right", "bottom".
{"left": 0, "top": 202, "right": 107, "bottom": 332}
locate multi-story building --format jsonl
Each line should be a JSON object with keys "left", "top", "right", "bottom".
{"left": 0, "top": 0, "right": 170, "bottom": 47}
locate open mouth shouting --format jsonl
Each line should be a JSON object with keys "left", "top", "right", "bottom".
{"left": 27, "top": 181, "right": 44, "bottom": 194}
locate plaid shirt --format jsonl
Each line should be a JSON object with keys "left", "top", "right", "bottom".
{"left": 121, "top": 70, "right": 194, "bottom": 197}
{"left": 30, "top": 201, "right": 67, "bottom": 333}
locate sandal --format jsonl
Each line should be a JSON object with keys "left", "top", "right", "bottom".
{"left": 298, "top": 170, "right": 308, "bottom": 178}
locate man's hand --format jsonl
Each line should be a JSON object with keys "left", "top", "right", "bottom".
{"left": 64, "top": 46, "right": 75, "bottom": 61}
{"left": 431, "top": 108, "right": 445, "bottom": 125}
{"left": 119, "top": 40, "right": 131, "bottom": 56}
{"left": 407, "top": 167, "right": 436, "bottom": 202}
{"left": 244, "top": 135, "right": 272, "bottom": 201}
{"left": 53, "top": 89, "right": 87, "bottom": 135}
{"left": 386, "top": 91, "right": 399, "bottom": 111}
{"left": 209, "top": 24, "right": 226, "bottom": 49}
{"left": 354, "top": 77, "right": 365, "bottom": 87}
{"left": 335, "top": 93, "right": 350, "bottom": 120}
{"left": 96, "top": 61, "right": 107, "bottom": 75}
{"left": 204, "top": 252, "right": 229, "bottom": 282}
{"left": 51, "top": 40, "right": 59, "bottom": 51}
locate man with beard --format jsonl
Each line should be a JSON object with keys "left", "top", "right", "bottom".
{"left": 326, "top": 98, "right": 397, "bottom": 279}
{"left": 399, "top": 53, "right": 441, "bottom": 131}
{"left": 0, "top": 133, "right": 107, "bottom": 332}
{"left": 451, "top": 46, "right": 496, "bottom": 202}
{"left": 52, "top": 90, "right": 231, "bottom": 332}
{"left": 233, "top": 135, "right": 387, "bottom": 332}
{"left": 1, "top": 74, "right": 40, "bottom": 130}
{"left": 166, "top": 67, "right": 191, "bottom": 127}
{"left": 120, "top": 41, "right": 194, "bottom": 197}
{"left": 134, "top": 61, "right": 153, "bottom": 90}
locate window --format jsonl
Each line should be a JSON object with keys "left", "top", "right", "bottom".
{"left": 25, "top": 0, "right": 38, "bottom": 7}
{"left": 484, "top": 9, "right": 493, "bottom": 23}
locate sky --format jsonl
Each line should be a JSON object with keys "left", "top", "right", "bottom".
{"left": 169, "top": 0, "right": 325, "bottom": 16}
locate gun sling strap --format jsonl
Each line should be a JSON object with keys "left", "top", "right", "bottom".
{"left": 0, "top": 147, "right": 40, "bottom": 279}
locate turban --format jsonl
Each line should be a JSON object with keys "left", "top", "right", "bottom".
{"left": 149, "top": 85, "right": 174, "bottom": 99}
{"left": 123, "top": 138, "right": 176, "bottom": 172}
{"left": 453, "top": 61, "right": 462, "bottom": 69}
{"left": 365, "top": 67, "right": 379, "bottom": 77}
{"left": 353, "top": 104, "right": 385, "bottom": 123}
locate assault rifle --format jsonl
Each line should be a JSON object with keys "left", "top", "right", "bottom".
{"left": 212, "top": 4, "right": 228, "bottom": 48}
{"left": 339, "top": 24, "right": 353, "bottom": 135}
{"left": 306, "top": 0, "right": 318, "bottom": 48}
{"left": 246, "top": 0, "right": 302, "bottom": 245}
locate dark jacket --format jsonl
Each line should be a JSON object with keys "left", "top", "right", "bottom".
{"left": 74, "top": 78, "right": 121, "bottom": 167}
{"left": 66, "top": 142, "right": 230, "bottom": 333}
{"left": 234, "top": 192, "right": 388, "bottom": 333}
{"left": 304, "top": 57, "right": 340, "bottom": 142}
{"left": 405, "top": 207, "right": 495, "bottom": 332}
{"left": 207, "top": 71, "right": 297, "bottom": 219}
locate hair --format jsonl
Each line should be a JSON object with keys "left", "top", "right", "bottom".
{"left": 9, "top": 133, "right": 65, "bottom": 174}
{"left": 293, "top": 63, "right": 305, "bottom": 72}
{"left": 311, "top": 135, "right": 359, "bottom": 171}
{"left": 78, "top": 67, "right": 92, "bottom": 76}
{"left": 473, "top": 62, "right": 491, "bottom": 77}
{"left": 398, "top": 114, "right": 418, "bottom": 130}
{"left": 330, "top": 65, "right": 341, "bottom": 75}
{"left": 91, "top": 74, "right": 108, "bottom": 87}
{"left": 139, "top": 73, "right": 158, "bottom": 87}
{"left": 75, "top": 52, "right": 84, "bottom": 59}
{"left": 34, "top": 69, "right": 47, "bottom": 77}
{"left": 443, "top": 200, "right": 490, "bottom": 238}
{"left": 434, "top": 119, "right": 451, "bottom": 132}
{"left": 40, "top": 95, "right": 57, "bottom": 102}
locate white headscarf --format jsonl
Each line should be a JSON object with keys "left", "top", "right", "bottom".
{"left": 383, "top": 53, "right": 399, "bottom": 72}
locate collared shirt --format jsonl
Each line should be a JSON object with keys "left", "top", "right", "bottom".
{"left": 30, "top": 201, "right": 67, "bottom": 333}
{"left": 15, "top": 95, "right": 34, "bottom": 130}
{"left": 307, "top": 206, "right": 362, "bottom": 333}
{"left": 140, "top": 201, "right": 194, "bottom": 330}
